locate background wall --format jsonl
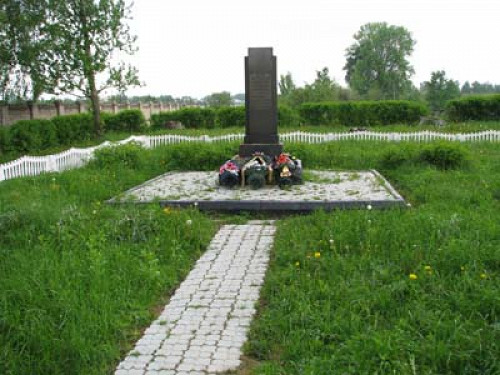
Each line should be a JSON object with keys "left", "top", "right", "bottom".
{"left": 0, "top": 101, "right": 193, "bottom": 126}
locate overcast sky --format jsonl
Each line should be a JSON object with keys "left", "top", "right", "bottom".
{"left": 119, "top": 0, "right": 500, "bottom": 99}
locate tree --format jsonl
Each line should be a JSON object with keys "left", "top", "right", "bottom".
{"left": 204, "top": 91, "right": 232, "bottom": 107}
{"left": 302, "top": 67, "right": 342, "bottom": 102}
{"left": 0, "top": 0, "right": 59, "bottom": 107}
{"left": 344, "top": 22, "right": 416, "bottom": 99}
{"left": 422, "top": 71, "right": 460, "bottom": 112}
{"left": 47, "top": 0, "right": 140, "bottom": 135}
{"left": 279, "top": 72, "right": 296, "bottom": 97}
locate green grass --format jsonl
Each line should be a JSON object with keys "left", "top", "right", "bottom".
{"left": 245, "top": 142, "right": 500, "bottom": 374}
{"left": 0, "top": 146, "right": 217, "bottom": 375}
{"left": 1, "top": 140, "right": 499, "bottom": 374}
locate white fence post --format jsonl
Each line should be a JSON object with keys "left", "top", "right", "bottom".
{"left": 47, "top": 155, "right": 58, "bottom": 172}
{"left": 0, "top": 165, "right": 5, "bottom": 181}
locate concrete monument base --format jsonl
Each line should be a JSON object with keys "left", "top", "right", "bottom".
{"left": 239, "top": 143, "right": 284, "bottom": 158}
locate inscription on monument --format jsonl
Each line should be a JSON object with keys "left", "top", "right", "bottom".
{"left": 249, "top": 73, "right": 272, "bottom": 111}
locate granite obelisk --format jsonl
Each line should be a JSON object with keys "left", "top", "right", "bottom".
{"left": 239, "top": 47, "right": 283, "bottom": 157}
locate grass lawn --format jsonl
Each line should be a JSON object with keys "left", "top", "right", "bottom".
{"left": 245, "top": 142, "right": 500, "bottom": 374}
{"left": 0, "top": 146, "right": 217, "bottom": 375}
{"left": 0, "top": 140, "right": 499, "bottom": 374}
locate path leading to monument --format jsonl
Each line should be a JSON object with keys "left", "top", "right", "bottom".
{"left": 115, "top": 221, "right": 276, "bottom": 375}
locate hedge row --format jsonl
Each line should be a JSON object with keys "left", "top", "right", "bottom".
{"left": 0, "top": 109, "right": 145, "bottom": 155}
{"left": 299, "top": 101, "right": 428, "bottom": 126}
{"left": 446, "top": 95, "right": 500, "bottom": 122}
{"left": 150, "top": 105, "right": 301, "bottom": 130}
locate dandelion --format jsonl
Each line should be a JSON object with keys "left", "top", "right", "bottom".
{"left": 480, "top": 273, "right": 488, "bottom": 279}
{"left": 409, "top": 273, "right": 418, "bottom": 280}
{"left": 367, "top": 204, "right": 372, "bottom": 210}
{"left": 407, "top": 203, "right": 412, "bottom": 208}
{"left": 163, "top": 207, "right": 171, "bottom": 214}
{"left": 329, "top": 239, "right": 334, "bottom": 244}
{"left": 186, "top": 219, "right": 192, "bottom": 226}
{"left": 314, "top": 252, "right": 321, "bottom": 258}
{"left": 295, "top": 261, "right": 300, "bottom": 267}
{"left": 424, "top": 265, "right": 432, "bottom": 271}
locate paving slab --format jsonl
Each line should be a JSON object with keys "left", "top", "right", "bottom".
{"left": 109, "top": 170, "right": 406, "bottom": 211}
{"left": 115, "top": 221, "right": 275, "bottom": 375}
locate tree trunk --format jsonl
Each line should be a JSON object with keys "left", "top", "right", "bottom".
{"left": 88, "top": 73, "right": 102, "bottom": 136}
{"left": 79, "top": 1, "right": 102, "bottom": 136}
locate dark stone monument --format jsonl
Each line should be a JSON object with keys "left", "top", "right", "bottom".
{"left": 239, "top": 47, "right": 283, "bottom": 158}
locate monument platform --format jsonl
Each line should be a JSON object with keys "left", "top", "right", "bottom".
{"left": 109, "top": 170, "right": 406, "bottom": 212}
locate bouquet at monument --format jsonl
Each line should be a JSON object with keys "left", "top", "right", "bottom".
{"left": 218, "top": 152, "right": 302, "bottom": 189}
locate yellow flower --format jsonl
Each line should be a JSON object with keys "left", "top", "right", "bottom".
{"left": 314, "top": 252, "right": 321, "bottom": 259}
{"left": 461, "top": 266, "right": 465, "bottom": 271}
{"left": 480, "top": 273, "right": 488, "bottom": 279}
{"left": 163, "top": 207, "right": 172, "bottom": 214}
{"left": 424, "top": 265, "right": 432, "bottom": 271}
{"left": 409, "top": 273, "right": 418, "bottom": 280}
{"left": 295, "top": 261, "right": 300, "bottom": 267}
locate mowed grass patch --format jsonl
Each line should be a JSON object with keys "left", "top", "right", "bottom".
{"left": 0, "top": 145, "right": 216, "bottom": 375}
{"left": 246, "top": 142, "right": 500, "bottom": 374}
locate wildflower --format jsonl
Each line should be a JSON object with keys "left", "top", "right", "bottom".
{"left": 193, "top": 202, "right": 199, "bottom": 207}
{"left": 409, "top": 273, "right": 418, "bottom": 280}
{"left": 329, "top": 239, "right": 334, "bottom": 244}
{"left": 461, "top": 266, "right": 465, "bottom": 271}
{"left": 367, "top": 204, "right": 372, "bottom": 210}
{"left": 163, "top": 207, "right": 171, "bottom": 214}
{"left": 480, "top": 273, "right": 488, "bottom": 279}
{"left": 314, "top": 252, "right": 321, "bottom": 259}
{"left": 295, "top": 261, "right": 300, "bottom": 267}
{"left": 92, "top": 210, "right": 97, "bottom": 215}
{"left": 407, "top": 203, "right": 412, "bottom": 208}
{"left": 367, "top": 219, "right": 372, "bottom": 224}
{"left": 424, "top": 265, "right": 432, "bottom": 271}
{"left": 186, "top": 219, "right": 192, "bottom": 226}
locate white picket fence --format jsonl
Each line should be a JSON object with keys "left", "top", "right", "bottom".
{"left": 1, "top": 130, "right": 499, "bottom": 182}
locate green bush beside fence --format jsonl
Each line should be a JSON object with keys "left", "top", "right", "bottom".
{"left": 299, "top": 101, "right": 428, "bottom": 126}
{"left": 1, "top": 109, "right": 145, "bottom": 157}
{"left": 446, "top": 95, "right": 500, "bottom": 122}
{"left": 103, "top": 109, "right": 146, "bottom": 132}
{"left": 151, "top": 105, "right": 302, "bottom": 130}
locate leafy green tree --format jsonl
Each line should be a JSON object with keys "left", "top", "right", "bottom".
{"left": 0, "top": 0, "right": 56, "bottom": 105}
{"left": 422, "top": 71, "right": 460, "bottom": 112}
{"left": 204, "top": 91, "right": 232, "bottom": 107}
{"left": 279, "top": 72, "right": 296, "bottom": 97}
{"left": 47, "top": 0, "right": 140, "bottom": 135}
{"left": 461, "top": 81, "right": 500, "bottom": 95}
{"left": 344, "top": 22, "right": 416, "bottom": 99}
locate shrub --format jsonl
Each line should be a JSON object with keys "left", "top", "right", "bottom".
{"left": 217, "top": 106, "right": 245, "bottom": 128}
{"left": 278, "top": 105, "right": 301, "bottom": 127}
{"left": 446, "top": 95, "right": 500, "bottom": 122}
{"left": 91, "top": 143, "right": 145, "bottom": 170}
{"left": 379, "top": 144, "right": 418, "bottom": 169}
{"left": 8, "top": 119, "right": 58, "bottom": 152}
{"left": 52, "top": 113, "right": 94, "bottom": 144}
{"left": 418, "top": 142, "right": 470, "bottom": 170}
{"left": 150, "top": 112, "right": 177, "bottom": 130}
{"left": 151, "top": 108, "right": 217, "bottom": 129}
{"left": 299, "top": 101, "right": 428, "bottom": 126}
{"left": 104, "top": 109, "right": 146, "bottom": 132}
{"left": 0, "top": 126, "right": 9, "bottom": 155}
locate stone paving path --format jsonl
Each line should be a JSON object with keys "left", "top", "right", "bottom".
{"left": 115, "top": 221, "right": 276, "bottom": 375}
